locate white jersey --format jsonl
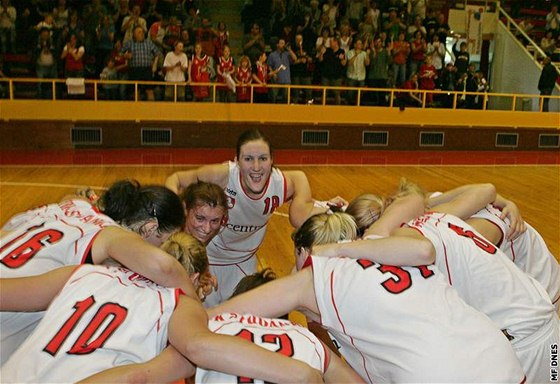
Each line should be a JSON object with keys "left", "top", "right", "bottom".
{"left": 407, "top": 212, "right": 558, "bottom": 382}
{"left": 196, "top": 313, "right": 327, "bottom": 383}
{"left": 311, "top": 255, "right": 524, "bottom": 383}
{"left": 1, "top": 264, "right": 179, "bottom": 383}
{"left": 471, "top": 204, "right": 560, "bottom": 309}
{"left": 0, "top": 199, "right": 117, "bottom": 365}
{"left": 206, "top": 161, "right": 287, "bottom": 265}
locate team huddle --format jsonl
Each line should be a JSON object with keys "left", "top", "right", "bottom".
{"left": 1, "top": 128, "right": 558, "bottom": 383}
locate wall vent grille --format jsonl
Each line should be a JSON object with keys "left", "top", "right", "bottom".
{"left": 539, "top": 134, "right": 560, "bottom": 148}
{"left": 419, "top": 131, "right": 444, "bottom": 147}
{"left": 71, "top": 127, "right": 102, "bottom": 145}
{"left": 142, "top": 128, "right": 172, "bottom": 145}
{"left": 363, "top": 131, "right": 389, "bottom": 146}
{"left": 495, "top": 133, "right": 518, "bottom": 147}
{"left": 302, "top": 130, "right": 329, "bottom": 146}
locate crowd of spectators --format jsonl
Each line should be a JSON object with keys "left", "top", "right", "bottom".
{"left": 0, "top": 0, "right": 555, "bottom": 106}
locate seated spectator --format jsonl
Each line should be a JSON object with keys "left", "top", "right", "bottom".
{"left": 541, "top": 30, "right": 558, "bottom": 60}
{"left": 399, "top": 72, "right": 422, "bottom": 107}
{"left": 546, "top": 4, "right": 560, "bottom": 38}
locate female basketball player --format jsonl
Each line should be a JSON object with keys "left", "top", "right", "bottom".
{"left": 0, "top": 179, "right": 195, "bottom": 365}
{"left": 165, "top": 128, "right": 347, "bottom": 305}
{"left": 0, "top": 233, "right": 322, "bottom": 383}
{"left": 208, "top": 212, "right": 525, "bottom": 383}
{"left": 316, "top": 182, "right": 558, "bottom": 382}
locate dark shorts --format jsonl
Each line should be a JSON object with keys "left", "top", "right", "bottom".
{"left": 129, "top": 67, "right": 155, "bottom": 90}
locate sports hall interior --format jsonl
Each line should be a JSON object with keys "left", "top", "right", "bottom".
{"left": 0, "top": 0, "right": 559, "bottom": 293}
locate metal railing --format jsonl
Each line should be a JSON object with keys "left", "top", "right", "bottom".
{"left": 0, "top": 77, "right": 558, "bottom": 112}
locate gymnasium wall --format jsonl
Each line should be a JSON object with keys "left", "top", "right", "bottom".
{"left": 0, "top": 100, "right": 558, "bottom": 151}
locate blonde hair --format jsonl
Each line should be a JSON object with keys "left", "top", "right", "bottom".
{"left": 160, "top": 232, "right": 208, "bottom": 276}
{"left": 345, "top": 194, "right": 387, "bottom": 235}
{"left": 346, "top": 179, "right": 426, "bottom": 235}
{"left": 293, "top": 212, "right": 358, "bottom": 250}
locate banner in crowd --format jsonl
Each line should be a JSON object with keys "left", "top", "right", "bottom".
{"left": 465, "top": 5, "right": 484, "bottom": 56}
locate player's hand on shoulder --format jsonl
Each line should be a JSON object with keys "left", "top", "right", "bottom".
{"left": 500, "top": 200, "right": 526, "bottom": 241}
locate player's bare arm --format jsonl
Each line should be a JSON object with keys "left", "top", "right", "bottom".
{"left": 92, "top": 226, "right": 199, "bottom": 300}
{"left": 165, "top": 163, "right": 230, "bottom": 194}
{"left": 171, "top": 295, "right": 323, "bottom": 383}
{"left": 0, "top": 266, "right": 76, "bottom": 311}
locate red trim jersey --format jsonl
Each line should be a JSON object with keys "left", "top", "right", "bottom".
{"left": 206, "top": 161, "right": 287, "bottom": 266}
{"left": 311, "top": 255, "right": 525, "bottom": 383}
{"left": 196, "top": 313, "right": 327, "bottom": 383}
{"left": 1, "top": 264, "right": 179, "bottom": 383}
{"left": 0, "top": 199, "right": 117, "bottom": 365}
{"left": 471, "top": 204, "right": 560, "bottom": 310}
{"left": 406, "top": 212, "right": 558, "bottom": 382}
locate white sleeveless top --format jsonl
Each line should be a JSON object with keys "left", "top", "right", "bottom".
{"left": 406, "top": 212, "right": 555, "bottom": 342}
{"left": 0, "top": 199, "right": 117, "bottom": 365}
{"left": 311, "top": 254, "right": 524, "bottom": 383}
{"left": 471, "top": 204, "right": 560, "bottom": 308}
{"left": 206, "top": 161, "right": 287, "bottom": 265}
{"left": 196, "top": 312, "right": 327, "bottom": 383}
{"left": 1, "top": 264, "right": 179, "bottom": 383}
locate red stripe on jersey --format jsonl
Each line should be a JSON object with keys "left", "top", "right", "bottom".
{"left": 509, "top": 240, "right": 516, "bottom": 263}
{"left": 82, "top": 230, "right": 101, "bottom": 264}
{"left": 329, "top": 271, "right": 374, "bottom": 383}
{"left": 441, "top": 241, "right": 453, "bottom": 285}
{"left": 157, "top": 291, "right": 164, "bottom": 331}
{"left": 282, "top": 172, "right": 288, "bottom": 205}
{"left": 292, "top": 326, "right": 327, "bottom": 374}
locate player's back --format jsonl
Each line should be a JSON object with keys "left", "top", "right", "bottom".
{"left": 407, "top": 212, "right": 554, "bottom": 341}
{"left": 195, "top": 312, "right": 327, "bottom": 383}
{"left": 471, "top": 205, "right": 560, "bottom": 309}
{"left": 310, "top": 255, "right": 524, "bottom": 383}
{"left": 0, "top": 199, "right": 117, "bottom": 365}
{"left": 1, "top": 264, "right": 178, "bottom": 383}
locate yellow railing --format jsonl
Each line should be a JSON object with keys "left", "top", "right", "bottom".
{"left": 0, "top": 77, "right": 559, "bottom": 112}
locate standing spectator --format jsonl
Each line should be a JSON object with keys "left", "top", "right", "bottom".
{"left": 439, "top": 62, "right": 458, "bottom": 108}
{"left": 538, "top": 56, "right": 558, "bottom": 112}
{"left": 435, "top": 12, "right": 450, "bottom": 45}
{"left": 122, "top": 26, "right": 161, "bottom": 101}
{"left": 163, "top": 40, "right": 188, "bottom": 101}
{"left": 252, "top": 50, "right": 270, "bottom": 103}
{"left": 96, "top": 14, "right": 115, "bottom": 76}
{"left": 52, "top": 0, "right": 69, "bottom": 33}
{"left": 122, "top": 5, "right": 146, "bottom": 44}
{"left": 452, "top": 38, "right": 470, "bottom": 76}
{"left": 0, "top": 0, "right": 16, "bottom": 54}
{"left": 546, "top": 4, "right": 560, "bottom": 38}
{"left": 100, "top": 57, "right": 119, "bottom": 100}
{"left": 346, "top": 0, "right": 364, "bottom": 31}
{"left": 216, "top": 44, "right": 235, "bottom": 102}
{"left": 149, "top": 16, "right": 171, "bottom": 53}
{"left": 427, "top": 33, "right": 445, "bottom": 73}
{"left": 291, "top": 33, "right": 314, "bottom": 104}
{"left": 243, "top": 23, "right": 266, "bottom": 64}
{"left": 408, "top": 30, "right": 427, "bottom": 78}
{"left": 235, "top": 55, "right": 252, "bottom": 103}
{"left": 391, "top": 31, "right": 410, "bottom": 87}
{"left": 418, "top": 55, "right": 437, "bottom": 105}
{"left": 189, "top": 41, "right": 212, "bottom": 102}
{"left": 364, "top": 0, "right": 380, "bottom": 35}
{"left": 407, "top": 15, "right": 426, "bottom": 39}
{"left": 322, "top": 0, "right": 338, "bottom": 30}
{"left": 366, "top": 36, "right": 392, "bottom": 105}
{"left": 267, "top": 38, "right": 296, "bottom": 103}
{"left": 63, "top": 11, "right": 84, "bottom": 47}
{"left": 339, "top": 24, "right": 353, "bottom": 53}
{"left": 315, "top": 26, "right": 332, "bottom": 52}
{"left": 110, "top": 39, "right": 129, "bottom": 100}
{"left": 384, "top": 10, "right": 406, "bottom": 42}
{"left": 34, "top": 27, "right": 58, "bottom": 99}
{"left": 113, "top": 0, "right": 130, "bottom": 43}
{"left": 409, "top": 0, "right": 427, "bottom": 20}
{"left": 318, "top": 37, "right": 347, "bottom": 105}
{"left": 214, "top": 21, "right": 229, "bottom": 59}
{"left": 423, "top": 8, "right": 438, "bottom": 36}
{"left": 61, "top": 33, "right": 85, "bottom": 78}
{"left": 195, "top": 17, "right": 218, "bottom": 58}
{"left": 346, "top": 37, "right": 370, "bottom": 105}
